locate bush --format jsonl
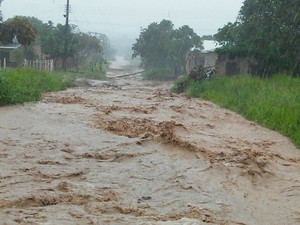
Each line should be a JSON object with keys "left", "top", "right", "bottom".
{"left": 186, "top": 75, "right": 300, "bottom": 148}
{"left": 171, "top": 75, "right": 192, "bottom": 93}
{"left": 142, "top": 68, "right": 176, "bottom": 81}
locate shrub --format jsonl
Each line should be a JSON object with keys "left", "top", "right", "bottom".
{"left": 171, "top": 75, "right": 192, "bottom": 93}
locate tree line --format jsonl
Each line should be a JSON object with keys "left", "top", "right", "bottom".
{"left": 0, "top": 15, "right": 115, "bottom": 70}
{"left": 133, "top": 0, "right": 300, "bottom": 77}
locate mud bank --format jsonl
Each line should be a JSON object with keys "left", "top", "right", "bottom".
{"left": 0, "top": 74, "right": 299, "bottom": 225}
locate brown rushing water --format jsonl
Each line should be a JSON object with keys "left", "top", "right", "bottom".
{"left": 0, "top": 71, "right": 300, "bottom": 225}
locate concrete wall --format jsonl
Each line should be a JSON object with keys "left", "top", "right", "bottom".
{"left": 203, "top": 52, "right": 218, "bottom": 68}
{"left": 216, "top": 54, "right": 251, "bottom": 75}
{"left": 185, "top": 50, "right": 218, "bottom": 75}
{"left": 186, "top": 51, "right": 252, "bottom": 76}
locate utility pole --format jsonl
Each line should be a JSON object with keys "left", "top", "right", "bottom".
{"left": 63, "top": 0, "right": 70, "bottom": 71}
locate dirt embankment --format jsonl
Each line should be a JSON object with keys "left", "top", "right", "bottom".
{"left": 0, "top": 73, "right": 300, "bottom": 225}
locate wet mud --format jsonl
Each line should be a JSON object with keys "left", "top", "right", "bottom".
{"left": 0, "top": 72, "right": 300, "bottom": 225}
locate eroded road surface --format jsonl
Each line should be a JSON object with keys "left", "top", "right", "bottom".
{"left": 0, "top": 73, "right": 300, "bottom": 225}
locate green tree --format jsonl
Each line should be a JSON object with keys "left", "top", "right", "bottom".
{"left": 132, "top": 20, "right": 202, "bottom": 75}
{"left": 25, "top": 17, "right": 45, "bottom": 45}
{"left": 214, "top": 22, "right": 240, "bottom": 47}
{"left": 133, "top": 20, "right": 174, "bottom": 70}
{"left": 3, "top": 16, "right": 36, "bottom": 45}
{"left": 215, "top": 0, "right": 300, "bottom": 76}
{"left": 39, "top": 22, "right": 65, "bottom": 59}
{"left": 9, "top": 16, "right": 107, "bottom": 70}
{"left": 169, "top": 25, "right": 203, "bottom": 74}
{"left": 73, "top": 32, "right": 103, "bottom": 67}
{"left": 37, "top": 21, "right": 104, "bottom": 70}
{"left": 0, "top": 16, "right": 36, "bottom": 60}
{"left": 39, "top": 22, "right": 76, "bottom": 59}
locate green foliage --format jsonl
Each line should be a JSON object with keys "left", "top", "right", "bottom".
{"left": 133, "top": 20, "right": 174, "bottom": 70}
{"left": 214, "top": 22, "right": 240, "bottom": 46}
{"left": 0, "top": 16, "right": 36, "bottom": 45}
{"left": 39, "top": 22, "right": 69, "bottom": 59}
{"left": 215, "top": 0, "right": 300, "bottom": 76}
{"left": 132, "top": 20, "right": 203, "bottom": 75}
{"left": 28, "top": 19, "right": 109, "bottom": 71}
{"left": 187, "top": 75, "right": 300, "bottom": 148}
{"left": 142, "top": 68, "right": 175, "bottom": 81}
{"left": 0, "top": 69, "right": 67, "bottom": 105}
{"left": 171, "top": 75, "right": 191, "bottom": 93}
{"left": 73, "top": 32, "right": 103, "bottom": 66}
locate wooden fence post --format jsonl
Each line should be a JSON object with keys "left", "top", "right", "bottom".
{"left": 50, "top": 59, "right": 54, "bottom": 72}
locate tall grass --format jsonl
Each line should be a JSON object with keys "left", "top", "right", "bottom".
{"left": 0, "top": 69, "right": 67, "bottom": 105}
{"left": 187, "top": 75, "right": 300, "bottom": 148}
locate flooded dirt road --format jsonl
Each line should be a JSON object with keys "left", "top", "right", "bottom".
{"left": 0, "top": 73, "right": 300, "bottom": 225}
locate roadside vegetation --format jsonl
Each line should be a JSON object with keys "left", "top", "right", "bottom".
{"left": 0, "top": 15, "right": 115, "bottom": 72}
{"left": 173, "top": 75, "right": 300, "bottom": 148}
{"left": 171, "top": 0, "right": 300, "bottom": 148}
{"left": 0, "top": 69, "right": 70, "bottom": 105}
{"left": 142, "top": 68, "right": 175, "bottom": 81}
{"left": 0, "top": 66, "right": 109, "bottom": 106}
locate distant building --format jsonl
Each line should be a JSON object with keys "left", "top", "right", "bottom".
{"left": 215, "top": 54, "right": 253, "bottom": 76}
{"left": 185, "top": 50, "right": 218, "bottom": 75}
{"left": 0, "top": 35, "right": 21, "bottom": 50}
{"left": 186, "top": 48, "right": 255, "bottom": 76}
{"left": 0, "top": 35, "right": 22, "bottom": 67}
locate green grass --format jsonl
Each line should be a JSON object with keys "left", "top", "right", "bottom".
{"left": 0, "top": 67, "right": 108, "bottom": 106}
{"left": 0, "top": 68, "right": 68, "bottom": 105}
{"left": 185, "top": 75, "right": 300, "bottom": 148}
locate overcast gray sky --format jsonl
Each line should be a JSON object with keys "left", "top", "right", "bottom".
{"left": 2, "top": 0, "right": 243, "bottom": 38}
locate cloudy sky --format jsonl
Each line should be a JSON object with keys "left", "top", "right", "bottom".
{"left": 2, "top": 0, "right": 243, "bottom": 38}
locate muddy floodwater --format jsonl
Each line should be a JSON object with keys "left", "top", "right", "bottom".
{"left": 0, "top": 71, "right": 300, "bottom": 225}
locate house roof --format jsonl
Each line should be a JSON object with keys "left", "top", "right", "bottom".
{"left": 0, "top": 35, "right": 21, "bottom": 50}
{"left": 0, "top": 43, "right": 21, "bottom": 50}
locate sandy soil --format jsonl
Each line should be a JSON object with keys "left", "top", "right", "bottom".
{"left": 0, "top": 71, "right": 300, "bottom": 225}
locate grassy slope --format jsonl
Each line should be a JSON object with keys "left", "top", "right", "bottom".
{"left": 187, "top": 75, "right": 300, "bottom": 148}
